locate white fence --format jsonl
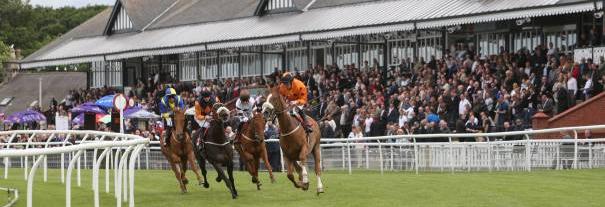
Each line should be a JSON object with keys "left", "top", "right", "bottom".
{"left": 0, "top": 130, "right": 149, "bottom": 207}
{"left": 2, "top": 125, "right": 605, "bottom": 206}
{"left": 0, "top": 186, "right": 18, "bottom": 207}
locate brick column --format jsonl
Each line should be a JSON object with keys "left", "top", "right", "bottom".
{"left": 532, "top": 112, "right": 550, "bottom": 139}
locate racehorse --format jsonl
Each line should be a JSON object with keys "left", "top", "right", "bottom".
{"left": 266, "top": 85, "right": 324, "bottom": 195}
{"left": 195, "top": 103, "right": 238, "bottom": 199}
{"left": 234, "top": 111, "right": 276, "bottom": 190}
{"left": 159, "top": 107, "right": 205, "bottom": 193}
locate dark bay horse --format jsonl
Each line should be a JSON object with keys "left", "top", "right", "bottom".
{"left": 234, "top": 111, "right": 276, "bottom": 190}
{"left": 266, "top": 86, "right": 324, "bottom": 195}
{"left": 195, "top": 104, "right": 238, "bottom": 199}
{"left": 160, "top": 108, "right": 205, "bottom": 193}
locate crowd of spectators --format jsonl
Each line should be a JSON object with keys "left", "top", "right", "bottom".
{"left": 302, "top": 43, "right": 605, "bottom": 142}
{"left": 3, "top": 42, "right": 605, "bottom": 144}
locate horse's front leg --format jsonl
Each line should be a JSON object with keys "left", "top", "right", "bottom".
{"left": 312, "top": 143, "right": 324, "bottom": 195}
{"left": 261, "top": 146, "right": 276, "bottom": 183}
{"left": 187, "top": 149, "right": 204, "bottom": 187}
{"left": 227, "top": 160, "right": 238, "bottom": 197}
{"left": 211, "top": 162, "right": 236, "bottom": 199}
{"left": 253, "top": 156, "right": 261, "bottom": 190}
{"left": 284, "top": 157, "right": 301, "bottom": 189}
{"left": 169, "top": 161, "right": 186, "bottom": 193}
{"left": 197, "top": 154, "right": 209, "bottom": 188}
{"left": 298, "top": 145, "right": 310, "bottom": 191}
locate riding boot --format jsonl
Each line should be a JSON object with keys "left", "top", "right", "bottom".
{"left": 297, "top": 108, "right": 313, "bottom": 133}
{"left": 163, "top": 131, "right": 170, "bottom": 146}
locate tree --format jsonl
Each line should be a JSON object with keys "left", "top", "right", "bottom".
{"left": 0, "top": 40, "right": 11, "bottom": 82}
{"left": 0, "top": 0, "right": 107, "bottom": 57}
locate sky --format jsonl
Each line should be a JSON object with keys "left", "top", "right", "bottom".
{"left": 28, "top": 0, "right": 114, "bottom": 8}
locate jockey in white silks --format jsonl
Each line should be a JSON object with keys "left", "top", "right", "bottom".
{"left": 235, "top": 89, "right": 255, "bottom": 133}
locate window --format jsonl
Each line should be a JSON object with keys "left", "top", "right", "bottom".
{"left": 179, "top": 53, "right": 198, "bottom": 81}
{"left": 266, "top": 0, "right": 293, "bottom": 11}
{"left": 91, "top": 61, "right": 122, "bottom": 88}
{"left": 112, "top": 6, "right": 134, "bottom": 33}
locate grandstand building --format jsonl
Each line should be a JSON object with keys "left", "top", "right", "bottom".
{"left": 21, "top": 0, "right": 604, "bottom": 88}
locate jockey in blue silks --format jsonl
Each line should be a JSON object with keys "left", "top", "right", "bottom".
{"left": 159, "top": 87, "right": 185, "bottom": 146}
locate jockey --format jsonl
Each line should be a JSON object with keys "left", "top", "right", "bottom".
{"left": 159, "top": 87, "right": 185, "bottom": 146}
{"left": 194, "top": 87, "right": 220, "bottom": 138}
{"left": 278, "top": 72, "right": 313, "bottom": 133}
{"left": 235, "top": 89, "right": 255, "bottom": 133}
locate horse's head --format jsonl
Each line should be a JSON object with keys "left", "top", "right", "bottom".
{"left": 261, "top": 96, "right": 276, "bottom": 121}
{"left": 173, "top": 107, "right": 186, "bottom": 140}
{"left": 250, "top": 111, "right": 266, "bottom": 141}
{"left": 213, "top": 103, "right": 230, "bottom": 123}
{"left": 267, "top": 85, "right": 286, "bottom": 114}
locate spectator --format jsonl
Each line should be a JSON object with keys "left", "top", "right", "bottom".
{"left": 265, "top": 121, "right": 281, "bottom": 172}
{"left": 347, "top": 126, "right": 365, "bottom": 168}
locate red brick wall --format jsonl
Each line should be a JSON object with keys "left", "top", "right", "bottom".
{"left": 533, "top": 92, "right": 605, "bottom": 139}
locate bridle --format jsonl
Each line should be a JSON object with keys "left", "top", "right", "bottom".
{"left": 239, "top": 114, "right": 263, "bottom": 143}
{"left": 268, "top": 92, "right": 303, "bottom": 138}
{"left": 201, "top": 107, "right": 231, "bottom": 147}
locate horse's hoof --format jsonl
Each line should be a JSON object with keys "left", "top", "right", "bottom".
{"left": 317, "top": 188, "right": 325, "bottom": 196}
{"left": 203, "top": 182, "right": 210, "bottom": 188}
{"left": 216, "top": 177, "right": 222, "bottom": 182}
{"left": 181, "top": 190, "right": 188, "bottom": 194}
{"left": 182, "top": 179, "right": 189, "bottom": 185}
{"left": 231, "top": 195, "right": 237, "bottom": 199}
{"left": 256, "top": 183, "right": 262, "bottom": 191}
{"left": 270, "top": 178, "right": 276, "bottom": 184}
{"left": 302, "top": 183, "right": 309, "bottom": 191}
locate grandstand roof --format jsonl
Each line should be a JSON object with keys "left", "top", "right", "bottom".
{"left": 22, "top": 0, "right": 599, "bottom": 68}
{"left": 0, "top": 72, "right": 87, "bottom": 115}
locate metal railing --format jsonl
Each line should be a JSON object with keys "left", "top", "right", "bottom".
{"left": 0, "top": 187, "right": 18, "bottom": 207}
{"left": 1, "top": 125, "right": 605, "bottom": 206}
{"left": 0, "top": 130, "right": 149, "bottom": 207}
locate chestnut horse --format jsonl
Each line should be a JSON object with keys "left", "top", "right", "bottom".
{"left": 160, "top": 108, "right": 205, "bottom": 193}
{"left": 234, "top": 111, "right": 276, "bottom": 190}
{"left": 266, "top": 86, "right": 324, "bottom": 195}
{"left": 194, "top": 104, "right": 238, "bottom": 199}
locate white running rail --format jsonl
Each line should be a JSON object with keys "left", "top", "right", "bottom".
{"left": 1, "top": 125, "right": 605, "bottom": 206}
{"left": 0, "top": 130, "right": 148, "bottom": 207}
{"left": 0, "top": 187, "right": 18, "bottom": 207}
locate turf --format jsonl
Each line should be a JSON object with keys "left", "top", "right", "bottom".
{"left": 1, "top": 168, "right": 604, "bottom": 207}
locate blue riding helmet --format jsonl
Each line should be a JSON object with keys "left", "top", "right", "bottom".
{"left": 165, "top": 88, "right": 177, "bottom": 96}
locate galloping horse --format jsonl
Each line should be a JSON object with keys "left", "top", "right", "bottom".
{"left": 195, "top": 104, "right": 238, "bottom": 199}
{"left": 160, "top": 108, "right": 205, "bottom": 193}
{"left": 266, "top": 86, "right": 324, "bottom": 195}
{"left": 234, "top": 111, "right": 276, "bottom": 190}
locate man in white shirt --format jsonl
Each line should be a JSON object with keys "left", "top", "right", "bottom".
{"left": 566, "top": 73, "right": 577, "bottom": 97}
{"left": 364, "top": 116, "right": 373, "bottom": 135}
{"left": 583, "top": 73, "right": 593, "bottom": 100}
{"left": 458, "top": 94, "right": 471, "bottom": 116}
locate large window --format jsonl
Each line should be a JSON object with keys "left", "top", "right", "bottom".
{"left": 286, "top": 42, "right": 309, "bottom": 72}
{"left": 220, "top": 54, "right": 239, "bottom": 79}
{"left": 416, "top": 31, "right": 443, "bottom": 61}
{"left": 199, "top": 52, "right": 218, "bottom": 80}
{"left": 241, "top": 53, "right": 262, "bottom": 77}
{"left": 545, "top": 29, "right": 577, "bottom": 53}
{"left": 179, "top": 53, "right": 198, "bottom": 81}
{"left": 478, "top": 32, "right": 506, "bottom": 56}
{"left": 90, "top": 61, "right": 122, "bottom": 88}
{"left": 512, "top": 30, "right": 541, "bottom": 52}
{"left": 91, "top": 61, "right": 105, "bottom": 88}
{"left": 266, "top": 0, "right": 293, "bottom": 10}
{"left": 334, "top": 43, "right": 359, "bottom": 69}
